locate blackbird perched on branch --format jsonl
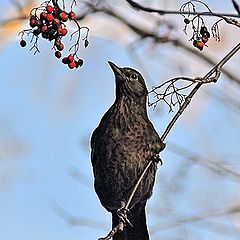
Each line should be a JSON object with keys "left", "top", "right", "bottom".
{"left": 91, "top": 61, "right": 165, "bottom": 240}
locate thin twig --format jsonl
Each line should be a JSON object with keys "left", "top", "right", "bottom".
{"left": 125, "top": 161, "right": 153, "bottom": 210}
{"left": 232, "top": 0, "right": 240, "bottom": 15}
{"left": 148, "top": 75, "right": 217, "bottom": 112}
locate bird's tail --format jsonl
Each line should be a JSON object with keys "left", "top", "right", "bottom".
{"left": 112, "top": 202, "right": 149, "bottom": 240}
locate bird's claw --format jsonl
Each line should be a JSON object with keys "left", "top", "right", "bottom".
{"left": 152, "top": 154, "right": 163, "bottom": 165}
{"left": 117, "top": 207, "right": 133, "bottom": 227}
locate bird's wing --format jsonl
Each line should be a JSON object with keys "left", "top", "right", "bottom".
{"left": 90, "top": 127, "right": 99, "bottom": 169}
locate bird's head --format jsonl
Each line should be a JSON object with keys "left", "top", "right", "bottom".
{"left": 108, "top": 61, "right": 148, "bottom": 100}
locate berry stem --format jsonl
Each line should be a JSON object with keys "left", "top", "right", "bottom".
{"left": 52, "top": 0, "right": 60, "bottom": 9}
{"left": 69, "top": 19, "right": 89, "bottom": 55}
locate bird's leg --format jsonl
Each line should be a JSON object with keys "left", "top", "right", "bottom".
{"left": 98, "top": 203, "right": 132, "bottom": 240}
{"left": 151, "top": 153, "right": 163, "bottom": 165}
{"left": 117, "top": 202, "right": 133, "bottom": 229}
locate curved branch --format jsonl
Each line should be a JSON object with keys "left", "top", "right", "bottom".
{"left": 125, "top": 0, "right": 240, "bottom": 18}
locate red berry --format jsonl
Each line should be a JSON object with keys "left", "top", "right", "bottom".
{"left": 57, "top": 26, "right": 63, "bottom": 35}
{"left": 195, "top": 41, "right": 204, "bottom": 51}
{"left": 55, "top": 39, "right": 61, "bottom": 45}
{"left": 184, "top": 18, "right": 190, "bottom": 24}
{"left": 68, "top": 54, "right": 74, "bottom": 61}
{"left": 53, "top": 18, "right": 61, "bottom": 27}
{"left": 68, "top": 61, "right": 76, "bottom": 69}
{"left": 200, "top": 26, "right": 208, "bottom": 36}
{"left": 46, "top": 13, "right": 54, "bottom": 22}
{"left": 46, "top": 5, "right": 54, "bottom": 13}
{"left": 55, "top": 51, "right": 62, "bottom": 58}
{"left": 57, "top": 26, "right": 68, "bottom": 36}
{"left": 35, "top": 19, "right": 42, "bottom": 26}
{"left": 29, "top": 16, "right": 40, "bottom": 28}
{"left": 29, "top": 17, "right": 36, "bottom": 27}
{"left": 57, "top": 44, "right": 64, "bottom": 51}
{"left": 59, "top": 12, "right": 69, "bottom": 22}
{"left": 30, "top": 19, "right": 36, "bottom": 28}
{"left": 40, "top": 12, "right": 48, "bottom": 20}
{"left": 42, "top": 32, "right": 48, "bottom": 39}
{"left": 196, "top": 41, "right": 204, "bottom": 48}
{"left": 55, "top": 39, "right": 64, "bottom": 51}
{"left": 202, "top": 36, "right": 209, "bottom": 43}
{"left": 20, "top": 39, "right": 27, "bottom": 47}
{"left": 75, "top": 60, "right": 79, "bottom": 68}
{"left": 61, "top": 28, "right": 68, "bottom": 36}
{"left": 41, "top": 25, "right": 48, "bottom": 32}
{"left": 62, "top": 57, "right": 69, "bottom": 64}
{"left": 84, "top": 39, "right": 89, "bottom": 48}
{"left": 68, "top": 11, "right": 76, "bottom": 20}
{"left": 33, "top": 28, "right": 41, "bottom": 36}
{"left": 77, "top": 59, "right": 84, "bottom": 67}
{"left": 193, "top": 40, "right": 205, "bottom": 51}
{"left": 205, "top": 32, "right": 210, "bottom": 38}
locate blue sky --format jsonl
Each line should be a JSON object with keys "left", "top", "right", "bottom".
{"left": 0, "top": 1, "right": 240, "bottom": 240}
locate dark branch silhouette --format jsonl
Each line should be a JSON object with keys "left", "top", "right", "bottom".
{"left": 126, "top": 0, "right": 240, "bottom": 18}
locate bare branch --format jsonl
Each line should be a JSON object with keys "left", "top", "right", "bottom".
{"left": 168, "top": 142, "right": 240, "bottom": 181}
{"left": 51, "top": 201, "right": 107, "bottom": 230}
{"left": 232, "top": 0, "right": 240, "bottom": 15}
{"left": 151, "top": 204, "right": 240, "bottom": 232}
{"left": 125, "top": 0, "right": 240, "bottom": 18}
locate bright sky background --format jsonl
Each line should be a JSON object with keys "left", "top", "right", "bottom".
{"left": 0, "top": 1, "right": 240, "bottom": 240}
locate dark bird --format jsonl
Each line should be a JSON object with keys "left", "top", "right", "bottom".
{"left": 90, "top": 62, "right": 165, "bottom": 240}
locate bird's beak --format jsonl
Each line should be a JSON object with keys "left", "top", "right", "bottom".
{"left": 108, "top": 61, "right": 123, "bottom": 77}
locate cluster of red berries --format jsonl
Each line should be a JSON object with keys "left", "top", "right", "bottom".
{"left": 193, "top": 26, "right": 210, "bottom": 51}
{"left": 19, "top": 1, "right": 89, "bottom": 69}
{"left": 183, "top": 18, "right": 211, "bottom": 51}
{"left": 61, "top": 54, "right": 83, "bottom": 69}
{"left": 21, "top": 5, "right": 76, "bottom": 49}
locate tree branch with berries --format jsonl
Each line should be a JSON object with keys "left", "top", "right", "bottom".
{"left": 19, "top": 0, "right": 89, "bottom": 69}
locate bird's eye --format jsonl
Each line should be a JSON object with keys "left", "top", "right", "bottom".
{"left": 131, "top": 73, "right": 138, "bottom": 80}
